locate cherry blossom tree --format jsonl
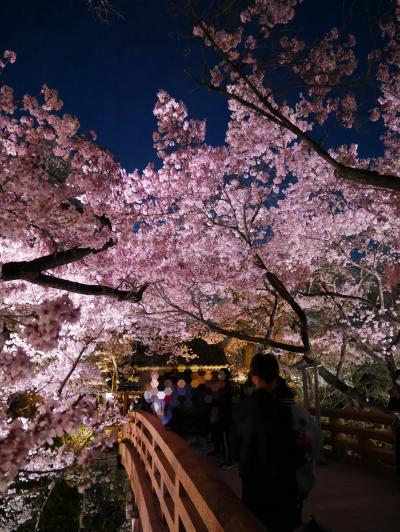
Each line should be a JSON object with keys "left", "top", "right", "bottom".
{"left": 123, "top": 88, "right": 399, "bottom": 411}
{"left": 2, "top": 0, "right": 400, "bottom": 506}
{"left": 0, "top": 51, "right": 146, "bottom": 494}
{"left": 187, "top": 0, "right": 400, "bottom": 192}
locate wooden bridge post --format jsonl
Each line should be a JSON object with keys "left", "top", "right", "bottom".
{"left": 331, "top": 414, "right": 346, "bottom": 458}
{"left": 358, "top": 433, "right": 376, "bottom": 465}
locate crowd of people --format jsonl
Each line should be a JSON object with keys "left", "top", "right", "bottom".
{"left": 149, "top": 353, "right": 322, "bottom": 532}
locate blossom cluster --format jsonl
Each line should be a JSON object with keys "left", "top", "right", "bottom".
{"left": 23, "top": 295, "right": 80, "bottom": 351}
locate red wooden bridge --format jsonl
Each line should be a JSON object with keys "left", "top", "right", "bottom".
{"left": 119, "top": 409, "right": 399, "bottom": 532}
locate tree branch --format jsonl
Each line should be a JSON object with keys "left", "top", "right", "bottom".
{"left": 160, "top": 295, "right": 306, "bottom": 353}
{"left": 298, "top": 289, "right": 377, "bottom": 308}
{"left": 57, "top": 335, "right": 102, "bottom": 397}
{"left": 267, "top": 292, "right": 278, "bottom": 340}
{"left": 194, "top": 13, "right": 400, "bottom": 192}
{"left": 35, "top": 479, "right": 57, "bottom": 532}
{"left": 1, "top": 243, "right": 148, "bottom": 302}
{"left": 252, "top": 252, "right": 312, "bottom": 354}
{"left": 2, "top": 240, "right": 114, "bottom": 277}
{"left": 318, "top": 363, "right": 392, "bottom": 412}
{"left": 24, "top": 273, "right": 148, "bottom": 302}
{"left": 336, "top": 335, "right": 347, "bottom": 378}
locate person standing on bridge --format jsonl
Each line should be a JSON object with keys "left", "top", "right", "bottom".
{"left": 388, "top": 369, "right": 400, "bottom": 475}
{"left": 239, "top": 353, "right": 303, "bottom": 532}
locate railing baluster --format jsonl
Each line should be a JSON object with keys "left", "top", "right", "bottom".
{"left": 311, "top": 407, "right": 396, "bottom": 469}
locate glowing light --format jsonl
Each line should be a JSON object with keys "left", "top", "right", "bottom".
{"left": 157, "top": 391, "right": 166, "bottom": 400}
{"left": 177, "top": 379, "right": 186, "bottom": 389}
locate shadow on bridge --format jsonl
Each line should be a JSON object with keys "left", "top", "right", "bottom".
{"left": 120, "top": 410, "right": 399, "bottom": 532}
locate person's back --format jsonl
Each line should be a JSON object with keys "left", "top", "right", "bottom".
{"left": 168, "top": 396, "right": 187, "bottom": 436}
{"left": 239, "top": 353, "right": 301, "bottom": 532}
{"left": 190, "top": 386, "right": 208, "bottom": 436}
{"left": 388, "top": 370, "right": 400, "bottom": 475}
{"left": 239, "top": 387, "right": 300, "bottom": 480}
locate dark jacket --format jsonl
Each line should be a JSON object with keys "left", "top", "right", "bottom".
{"left": 238, "top": 388, "right": 301, "bottom": 481}
{"left": 218, "top": 381, "right": 233, "bottom": 429}
{"left": 388, "top": 396, "right": 400, "bottom": 412}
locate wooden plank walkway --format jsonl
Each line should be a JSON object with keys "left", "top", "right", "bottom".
{"left": 303, "top": 461, "right": 399, "bottom": 532}
{"left": 206, "top": 456, "right": 400, "bottom": 531}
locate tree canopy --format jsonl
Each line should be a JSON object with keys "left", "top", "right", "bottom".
{"left": 1, "top": 0, "right": 399, "bottom": 510}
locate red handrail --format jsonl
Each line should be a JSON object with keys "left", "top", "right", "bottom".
{"left": 120, "top": 411, "right": 267, "bottom": 532}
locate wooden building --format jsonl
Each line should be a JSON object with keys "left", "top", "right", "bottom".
{"left": 99, "top": 338, "right": 228, "bottom": 413}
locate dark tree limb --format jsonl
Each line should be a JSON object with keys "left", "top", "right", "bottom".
{"left": 336, "top": 335, "right": 347, "bottom": 378}
{"left": 250, "top": 254, "right": 392, "bottom": 411}
{"left": 23, "top": 273, "right": 148, "bottom": 302}
{"left": 1, "top": 241, "right": 148, "bottom": 302}
{"left": 2, "top": 240, "right": 114, "bottom": 278}
{"left": 317, "top": 363, "right": 392, "bottom": 412}
{"left": 253, "top": 253, "right": 311, "bottom": 353}
{"left": 57, "top": 335, "right": 102, "bottom": 397}
{"left": 22, "top": 468, "right": 66, "bottom": 475}
{"left": 35, "top": 479, "right": 57, "bottom": 532}
{"left": 204, "top": 320, "right": 306, "bottom": 353}
{"left": 161, "top": 296, "right": 306, "bottom": 353}
{"left": 298, "top": 290, "right": 377, "bottom": 308}
{"left": 266, "top": 292, "right": 278, "bottom": 339}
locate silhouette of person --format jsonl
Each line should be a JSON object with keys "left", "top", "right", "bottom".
{"left": 239, "top": 353, "right": 301, "bottom": 532}
{"left": 388, "top": 369, "right": 400, "bottom": 475}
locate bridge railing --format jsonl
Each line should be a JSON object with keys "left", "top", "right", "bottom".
{"left": 120, "top": 410, "right": 267, "bottom": 532}
{"left": 311, "top": 407, "right": 396, "bottom": 470}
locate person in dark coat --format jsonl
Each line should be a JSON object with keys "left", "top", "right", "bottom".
{"left": 388, "top": 369, "right": 400, "bottom": 475}
{"left": 218, "top": 368, "right": 234, "bottom": 468}
{"left": 232, "top": 373, "right": 255, "bottom": 462}
{"left": 239, "top": 353, "right": 302, "bottom": 532}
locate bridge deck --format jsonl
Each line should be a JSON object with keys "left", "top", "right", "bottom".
{"left": 206, "top": 456, "right": 399, "bottom": 532}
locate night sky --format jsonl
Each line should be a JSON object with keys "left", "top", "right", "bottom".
{"left": 0, "top": 0, "right": 231, "bottom": 171}
{"left": 0, "top": 0, "right": 388, "bottom": 172}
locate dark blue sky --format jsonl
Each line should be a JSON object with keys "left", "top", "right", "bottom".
{"left": 1, "top": 0, "right": 231, "bottom": 171}
{"left": 0, "top": 0, "right": 388, "bottom": 172}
